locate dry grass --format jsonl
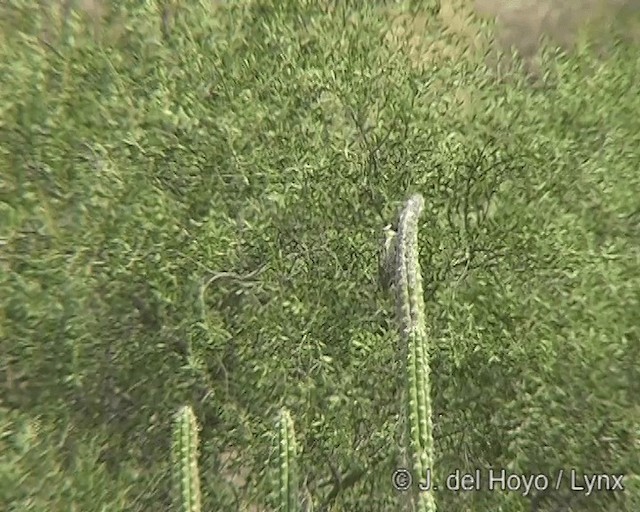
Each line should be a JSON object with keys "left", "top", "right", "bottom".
{"left": 381, "top": 0, "right": 640, "bottom": 62}
{"left": 476, "top": 0, "right": 640, "bottom": 53}
{"left": 377, "top": 0, "right": 639, "bottom": 106}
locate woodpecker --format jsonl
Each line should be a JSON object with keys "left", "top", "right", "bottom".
{"left": 378, "top": 223, "right": 397, "bottom": 293}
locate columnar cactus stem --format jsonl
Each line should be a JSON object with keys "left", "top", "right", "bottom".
{"left": 387, "top": 194, "right": 437, "bottom": 512}
{"left": 171, "top": 405, "right": 202, "bottom": 512}
{"left": 275, "top": 407, "right": 301, "bottom": 512}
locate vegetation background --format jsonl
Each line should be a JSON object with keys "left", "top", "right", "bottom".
{"left": 1, "top": 0, "right": 639, "bottom": 510}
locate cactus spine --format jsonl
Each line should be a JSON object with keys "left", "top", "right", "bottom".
{"left": 275, "top": 407, "right": 301, "bottom": 511}
{"left": 171, "top": 405, "right": 203, "bottom": 512}
{"left": 386, "top": 194, "right": 437, "bottom": 512}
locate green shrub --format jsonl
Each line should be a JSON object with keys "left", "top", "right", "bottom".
{"left": 1, "top": 0, "right": 638, "bottom": 510}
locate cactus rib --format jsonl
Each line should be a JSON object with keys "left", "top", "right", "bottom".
{"left": 171, "top": 405, "right": 203, "bottom": 512}
{"left": 276, "top": 407, "right": 300, "bottom": 511}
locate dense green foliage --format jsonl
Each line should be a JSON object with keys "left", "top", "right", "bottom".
{"left": 1, "top": 1, "right": 639, "bottom": 510}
